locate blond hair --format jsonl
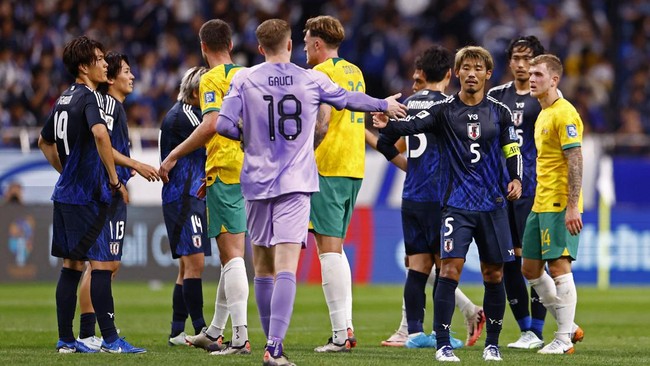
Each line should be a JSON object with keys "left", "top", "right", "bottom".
{"left": 303, "top": 15, "right": 345, "bottom": 48}
{"left": 530, "top": 54, "right": 563, "bottom": 77}
{"left": 177, "top": 66, "right": 207, "bottom": 103}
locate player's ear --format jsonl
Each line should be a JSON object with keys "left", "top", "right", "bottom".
{"left": 229, "top": 40, "right": 233, "bottom": 52}
{"left": 258, "top": 44, "right": 266, "bottom": 56}
{"left": 79, "top": 63, "right": 89, "bottom": 76}
{"left": 287, "top": 39, "right": 292, "bottom": 53}
{"left": 486, "top": 69, "right": 493, "bottom": 80}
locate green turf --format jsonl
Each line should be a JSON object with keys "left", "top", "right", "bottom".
{"left": 0, "top": 282, "right": 649, "bottom": 365}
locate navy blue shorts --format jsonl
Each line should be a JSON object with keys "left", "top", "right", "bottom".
{"left": 163, "top": 196, "right": 210, "bottom": 259}
{"left": 507, "top": 196, "right": 534, "bottom": 249}
{"left": 440, "top": 206, "right": 514, "bottom": 264}
{"left": 88, "top": 196, "right": 127, "bottom": 262}
{"left": 401, "top": 199, "right": 441, "bottom": 256}
{"left": 52, "top": 201, "right": 108, "bottom": 261}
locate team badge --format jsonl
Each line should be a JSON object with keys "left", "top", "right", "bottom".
{"left": 467, "top": 123, "right": 481, "bottom": 140}
{"left": 192, "top": 235, "right": 202, "bottom": 248}
{"left": 204, "top": 91, "right": 215, "bottom": 104}
{"left": 512, "top": 110, "right": 523, "bottom": 126}
{"left": 444, "top": 238, "right": 454, "bottom": 253}
{"left": 566, "top": 124, "right": 578, "bottom": 138}
{"left": 109, "top": 242, "right": 120, "bottom": 256}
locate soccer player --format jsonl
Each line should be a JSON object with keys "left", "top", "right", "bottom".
{"left": 37, "top": 35, "right": 142, "bottom": 354}
{"left": 374, "top": 45, "right": 482, "bottom": 349}
{"left": 159, "top": 66, "right": 212, "bottom": 347}
{"left": 214, "top": 18, "right": 406, "bottom": 366}
{"left": 487, "top": 36, "right": 548, "bottom": 349}
{"left": 522, "top": 54, "right": 585, "bottom": 355}
{"left": 302, "top": 14, "right": 364, "bottom": 352}
{"left": 374, "top": 46, "right": 523, "bottom": 362}
{"left": 159, "top": 19, "right": 250, "bottom": 355}
{"left": 76, "top": 51, "right": 160, "bottom": 351}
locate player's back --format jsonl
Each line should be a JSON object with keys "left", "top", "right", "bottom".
{"left": 226, "top": 62, "right": 349, "bottom": 200}
{"left": 402, "top": 89, "right": 447, "bottom": 203}
{"left": 41, "top": 83, "right": 110, "bottom": 204}
{"left": 201, "top": 64, "right": 245, "bottom": 185}
{"left": 159, "top": 101, "right": 206, "bottom": 204}
{"left": 313, "top": 58, "right": 366, "bottom": 178}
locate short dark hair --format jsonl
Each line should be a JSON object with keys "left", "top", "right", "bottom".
{"left": 62, "top": 36, "right": 105, "bottom": 78}
{"left": 97, "top": 51, "right": 129, "bottom": 94}
{"left": 256, "top": 19, "right": 291, "bottom": 54}
{"left": 199, "top": 19, "right": 232, "bottom": 53}
{"left": 506, "top": 35, "right": 545, "bottom": 60}
{"left": 415, "top": 45, "right": 453, "bottom": 83}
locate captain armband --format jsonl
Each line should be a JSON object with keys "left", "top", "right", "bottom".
{"left": 502, "top": 143, "right": 520, "bottom": 158}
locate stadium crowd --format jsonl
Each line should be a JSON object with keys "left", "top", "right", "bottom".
{"left": 0, "top": 0, "right": 648, "bottom": 146}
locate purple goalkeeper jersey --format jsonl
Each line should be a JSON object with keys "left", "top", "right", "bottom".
{"left": 217, "top": 61, "right": 387, "bottom": 200}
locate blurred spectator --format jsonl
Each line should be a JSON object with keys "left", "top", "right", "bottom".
{"left": 0, "top": 0, "right": 644, "bottom": 151}
{"left": 2, "top": 181, "right": 24, "bottom": 205}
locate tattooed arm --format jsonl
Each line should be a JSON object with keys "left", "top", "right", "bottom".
{"left": 564, "top": 146, "right": 583, "bottom": 235}
{"left": 314, "top": 104, "right": 330, "bottom": 149}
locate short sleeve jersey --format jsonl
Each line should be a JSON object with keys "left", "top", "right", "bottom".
{"left": 313, "top": 58, "right": 366, "bottom": 178}
{"left": 217, "top": 62, "right": 384, "bottom": 200}
{"left": 159, "top": 101, "right": 206, "bottom": 204}
{"left": 532, "top": 98, "right": 584, "bottom": 213}
{"left": 104, "top": 94, "right": 132, "bottom": 184}
{"left": 40, "top": 83, "right": 111, "bottom": 204}
{"left": 488, "top": 82, "right": 541, "bottom": 198}
{"left": 200, "top": 64, "right": 244, "bottom": 186}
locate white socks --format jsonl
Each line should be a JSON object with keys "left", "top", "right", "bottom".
{"left": 554, "top": 273, "right": 577, "bottom": 342}
{"left": 223, "top": 257, "right": 249, "bottom": 346}
{"left": 529, "top": 271, "right": 578, "bottom": 343}
{"left": 398, "top": 298, "right": 408, "bottom": 334}
{"left": 207, "top": 264, "right": 229, "bottom": 339}
{"left": 528, "top": 271, "right": 558, "bottom": 319}
{"left": 320, "top": 252, "right": 348, "bottom": 336}
{"left": 341, "top": 249, "right": 354, "bottom": 331}
{"left": 455, "top": 288, "right": 476, "bottom": 319}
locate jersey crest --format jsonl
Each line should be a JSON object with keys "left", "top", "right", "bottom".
{"left": 467, "top": 122, "right": 481, "bottom": 140}
{"left": 512, "top": 110, "right": 523, "bottom": 126}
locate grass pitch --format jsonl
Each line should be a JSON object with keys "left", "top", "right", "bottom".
{"left": 0, "top": 282, "right": 648, "bottom": 365}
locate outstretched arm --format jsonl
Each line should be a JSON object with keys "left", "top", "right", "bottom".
{"left": 159, "top": 111, "right": 217, "bottom": 183}
{"left": 113, "top": 148, "right": 160, "bottom": 182}
{"left": 314, "top": 104, "right": 331, "bottom": 149}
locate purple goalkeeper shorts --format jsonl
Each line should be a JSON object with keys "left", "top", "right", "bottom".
{"left": 245, "top": 192, "right": 310, "bottom": 247}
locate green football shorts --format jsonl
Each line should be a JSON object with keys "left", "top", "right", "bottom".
{"left": 206, "top": 177, "right": 246, "bottom": 237}
{"left": 309, "top": 176, "right": 362, "bottom": 238}
{"left": 522, "top": 210, "right": 580, "bottom": 261}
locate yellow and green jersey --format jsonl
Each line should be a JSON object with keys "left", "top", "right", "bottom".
{"left": 200, "top": 63, "right": 244, "bottom": 186}
{"left": 314, "top": 58, "right": 366, "bottom": 178}
{"left": 533, "top": 98, "right": 584, "bottom": 212}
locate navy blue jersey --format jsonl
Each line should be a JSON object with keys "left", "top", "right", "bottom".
{"left": 40, "top": 83, "right": 111, "bottom": 204}
{"left": 104, "top": 94, "right": 132, "bottom": 184}
{"left": 488, "top": 82, "right": 540, "bottom": 197}
{"left": 159, "top": 102, "right": 206, "bottom": 204}
{"left": 377, "top": 89, "right": 447, "bottom": 202}
{"left": 383, "top": 94, "right": 521, "bottom": 212}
